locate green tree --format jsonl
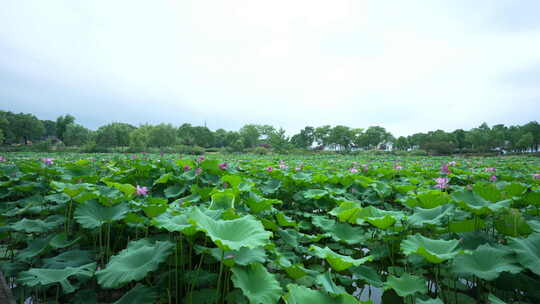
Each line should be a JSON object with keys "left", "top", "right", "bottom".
{"left": 314, "top": 125, "right": 331, "bottom": 147}
{"left": 63, "top": 123, "right": 92, "bottom": 146}
{"left": 291, "top": 126, "right": 315, "bottom": 149}
{"left": 395, "top": 136, "right": 409, "bottom": 150}
{"left": 177, "top": 123, "right": 196, "bottom": 146}
{"left": 517, "top": 132, "right": 534, "bottom": 152}
{"left": 239, "top": 124, "right": 261, "bottom": 148}
{"left": 148, "top": 123, "right": 177, "bottom": 148}
{"left": 10, "top": 113, "right": 45, "bottom": 144}
{"left": 95, "top": 122, "right": 135, "bottom": 147}
{"left": 329, "top": 125, "right": 354, "bottom": 151}
{"left": 129, "top": 124, "right": 152, "bottom": 151}
{"left": 191, "top": 126, "right": 215, "bottom": 148}
{"left": 42, "top": 120, "right": 57, "bottom": 138}
{"left": 56, "top": 114, "right": 75, "bottom": 142}
{"left": 268, "top": 128, "right": 290, "bottom": 152}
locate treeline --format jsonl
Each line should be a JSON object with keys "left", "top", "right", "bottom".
{"left": 0, "top": 110, "right": 538, "bottom": 154}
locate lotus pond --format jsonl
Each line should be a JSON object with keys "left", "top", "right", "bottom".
{"left": 1, "top": 153, "right": 540, "bottom": 304}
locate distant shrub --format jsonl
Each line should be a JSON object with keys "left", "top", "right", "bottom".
{"left": 409, "top": 149, "right": 428, "bottom": 156}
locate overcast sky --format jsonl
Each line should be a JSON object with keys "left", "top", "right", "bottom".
{"left": 1, "top": 1, "right": 539, "bottom": 136}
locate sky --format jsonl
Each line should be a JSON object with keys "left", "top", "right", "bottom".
{"left": 0, "top": 0, "right": 539, "bottom": 137}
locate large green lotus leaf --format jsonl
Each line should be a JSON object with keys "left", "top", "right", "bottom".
{"left": 487, "top": 294, "right": 507, "bottom": 304}
{"left": 16, "top": 237, "right": 50, "bottom": 261}
{"left": 246, "top": 194, "right": 282, "bottom": 213}
{"left": 448, "top": 219, "right": 486, "bottom": 233}
{"left": 164, "top": 184, "right": 187, "bottom": 198}
{"left": 401, "top": 234, "right": 461, "bottom": 263}
{"left": 365, "top": 215, "right": 396, "bottom": 229}
{"left": 74, "top": 200, "right": 129, "bottom": 229}
{"left": 325, "top": 222, "right": 368, "bottom": 245}
{"left": 452, "top": 190, "right": 511, "bottom": 215}
{"left": 283, "top": 284, "right": 361, "bottom": 304}
{"left": 452, "top": 244, "right": 522, "bottom": 280}
{"left": 200, "top": 246, "right": 267, "bottom": 267}
{"left": 384, "top": 273, "right": 427, "bottom": 297}
{"left": 330, "top": 202, "right": 364, "bottom": 224}
{"left": 42, "top": 250, "right": 94, "bottom": 269}
{"left": 49, "top": 232, "right": 81, "bottom": 249}
{"left": 151, "top": 210, "right": 197, "bottom": 235}
{"left": 103, "top": 181, "right": 136, "bottom": 198}
{"left": 315, "top": 270, "right": 346, "bottom": 295}
{"left": 524, "top": 190, "right": 540, "bottom": 206}
{"left": 473, "top": 182, "right": 503, "bottom": 202}
{"left": 141, "top": 197, "right": 168, "bottom": 218}
{"left": 309, "top": 245, "right": 373, "bottom": 271}
{"left": 113, "top": 284, "right": 158, "bottom": 304}
{"left": 261, "top": 179, "right": 281, "bottom": 194}
{"left": 349, "top": 265, "right": 383, "bottom": 288}
{"left": 304, "top": 189, "right": 328, "bottom": 199}
{"left": 408, "top": 205, "right": 454, "bottom": 228}
{"left": 276, "top": 212, "right": 297, "bottom": 227}
{"left": 18, "top": 262, "right": 96, "bottom": 293}
{"left": 231, "top": 263, "right": 283, "bottom": 304}
{"left": 153, "top": 173, "right": 172, "bottom": 185}
{"left": 190, "top": 207, "right": 271, "bottom": 250}
{"left": 495, "top": 209, "right": 533, "bottom": 237}
{"left": 96, "top": 239, "right": 174, "bottom": 288}
{"left": 359, "top": 206, "right": 402, "bottom": 229}
{"left": 283, "top": 264, "right": 319, "bottom": 280}
{"left": 412, "top": 190, "right": 451, "bottom": 209}
{"left": 11, "top": 215, "right": 64, "bottom": 233}
{"left": 416, "top": 298, "right": 444, "bottom": 304}
{"left": 508, "top": 233, "right": 540, "bottom": 275}
{"left": 502, "top": 182, "right": 527, "bottom": 199}
{"left": 210, "top": 190, "right": 235, "bottom": 210}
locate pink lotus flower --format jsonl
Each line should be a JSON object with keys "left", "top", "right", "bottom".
{"left": 0, "top": 156, "right": 5, "bottom": 162}
{"left": 267, "top": 166, "right": 273, "bottom": 172}
{"left": 434, "top": 177, "right": 449, "bottom": 189}
{"left": 195, "top": 168, "right": 202, "bottom": 175}
{"left": 350, "top": 167, "right": 358, "bottom": 173}
{"left": 441, "top": 163, "right": 451, "bottom": 175}
{"left": 393, "top": 165, "right": 403, "bottom": 170}
{"left": 295, "top": 167, "right": 302, "bottom": 171}
{"left": 447, "top": 161, "right": 457, "bottom": 166}
{"left": 136, "top": 185, "right": 148, "bottom": 196}
{"left": 361, "top": 164, "right": 369, "bottom": 167}
{"left": 218, "top": 162, "right": 228, "bottom": 170}
{"left": 485, "top": 167, "right": 496, "bottom": 172}
{"left": 41, "top": 158, "right": 54, "bottom": 165}
{"left": 533, "top": 174, "right": 540, "bottom": 179}
{"left": 130, "top": 155, "right": 138, "bottom": 159}
{"left": 352, "top": 161, "right": 358, "bottom": 165}
{"left": 197, "top": 156, "right": 205, "bottom": 162}
{"left": 183, "top": 165, "right": 191, "bottom": 171}
{"left": 490, "top": 175, "right": 497, "bottom": 182}
{"left": 278, "top": 161, "right": 288, "bottom": 169}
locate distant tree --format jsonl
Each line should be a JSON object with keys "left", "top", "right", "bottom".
{"left": 239, "top": 124, "right": 261, "bottom": 148}
{"left": 191, "top": 126, "right": 215, "bottom": 148}
{"left": 95, "top": 122, "right": 135, "bottom": 147}
{"left": 42, "top": 120, "right": 57, "bottom": 138}
{"left": 268, "top": 128, "right": 290, "bottom": 152}
{"left": 362, "top": 126, "right": 392, "bottom": 149}
{"left": 148, "top": 123, "right": 177, "bottom": 148}
{"left": 517, "top": 132, "right": 534, "bottom": 152}
{"left": 129, "top": 124, "right": 152, "bottom": 150}
{"left": 213, "top": 128, "right": 228, "bottom": 148}
{"left": 10, "top": 113, "right": 44, "bottom": 144}
{"left": 395, "top": 136, "right": 409, "bottom": 150}
{"left": 329, "top": 125, "right": 354, "bottom": 151}
{"left": 291, "top": 126, "right": 315, "bottom": 149}
{"left": 314, "top": 125, "right": 331, "bottom": 147}
{"left": 63, "top": 123, "right": 92, "bottom": 146}
{"left": 177, "top": 123, "right": 196, "bottom": 145}
{"left": 452, "top": 129, "right": 467, "bottom": 151}
{"left": 0, "top": 111, "right": 13, "bottom": 143}
{"left": 56, "top": 114, "right": 75, "bottom": 142}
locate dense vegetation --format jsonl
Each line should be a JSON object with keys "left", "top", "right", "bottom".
{"left": 1, "top": 152, "right": 540, "bottom": 303}
{"left": 1, "top": 110, "right": 539, "bottom": 155}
